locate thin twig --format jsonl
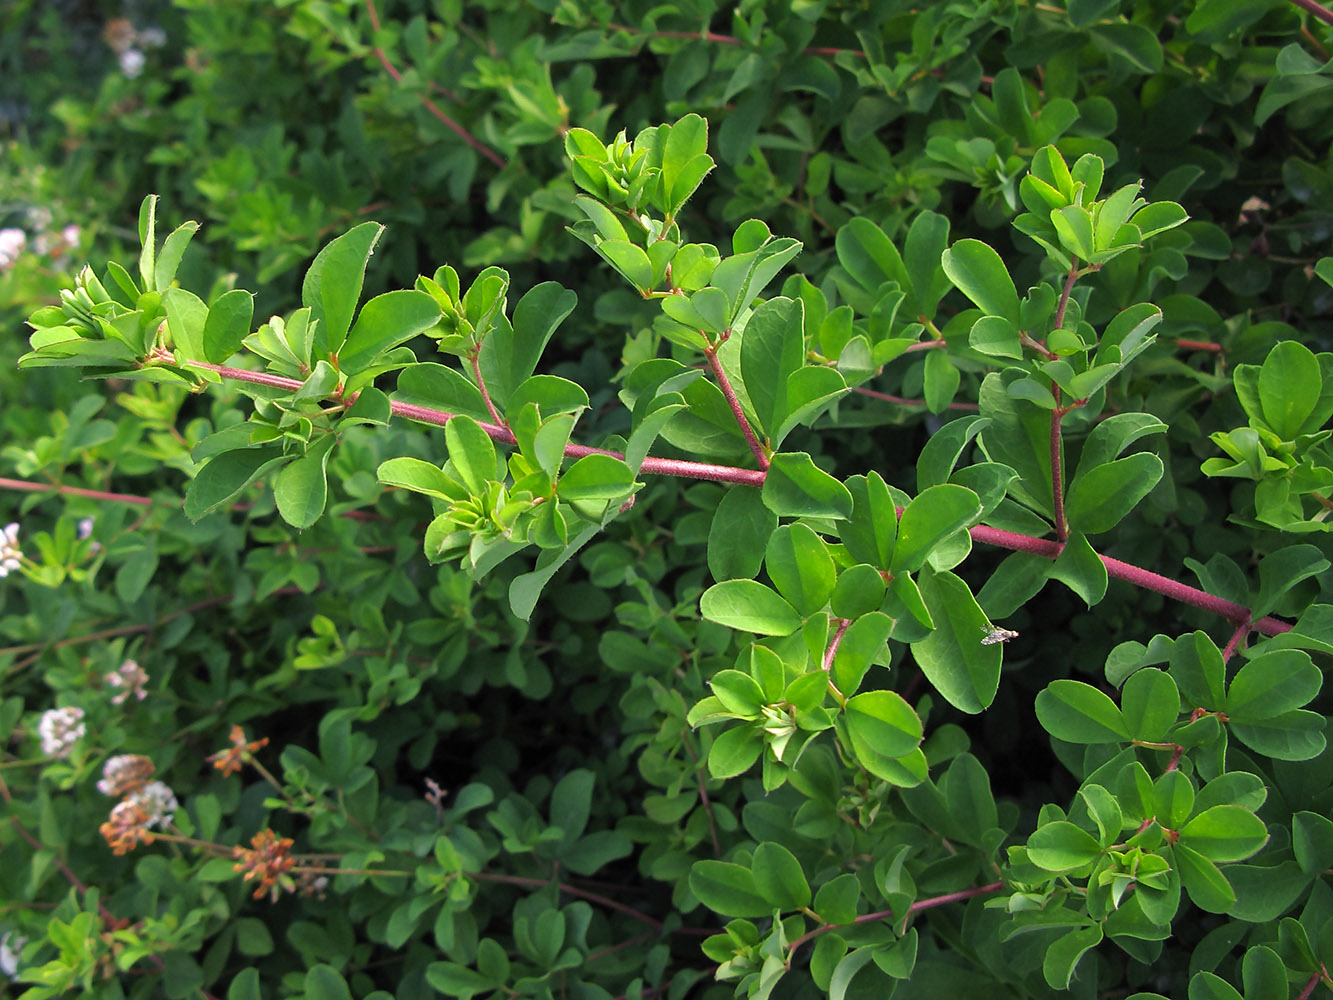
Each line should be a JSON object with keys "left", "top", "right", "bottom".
{"left": 363, "top": 0, "right": 505, "bottom": 168}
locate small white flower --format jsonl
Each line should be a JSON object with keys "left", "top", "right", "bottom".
{"left": 97, "top": 753, "right": 154, "bottom": 796}
{"left": 0, "top": 229, "right": 25, "bottom": 270}
{"left": 127, "top": 780, "right": 177, "bottom": 829}
{"left": 137, "top": 26, "right": 167, "bottom": 48}
{"left": 105, "top": 659, "right": 149, "bottom": 705}
{"left": 24, "top": 206, "right": 51, "bottom": 231}
{"left": 0, "top": 930, "right": 26, "bottom": 977}
{"left": 62, "top": 224, "right": 81, "bottom": 248}
{"left": 38, "top": 706, "right": 85, "bottom": 759}
{"left": 77, "top": 517, "right": 94, "bottom": 540}
{"left": 0, "top": 522, "right": 21, "bottom": 577}
{"left": 119, "top": 49, "right": 145, "bottom": 78}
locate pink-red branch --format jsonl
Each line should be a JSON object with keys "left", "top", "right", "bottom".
{"left": 968, "top": 523, "right": 1290, "bottom": 636}
{"left": 176, "top": 356, "right": 1292, "bottom": 633}
{"left": 704, "top": 343, "right": 769, "bottom": 469}
{"left": 0, "top": 477, "right": 153, "bottom": 506}
{"left": 1289, "top": 0, "right": 1333, "bottom": 29}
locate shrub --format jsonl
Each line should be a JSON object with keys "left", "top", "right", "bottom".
{"left": 6, "top": 2, "right": 1333, "bottom": 999}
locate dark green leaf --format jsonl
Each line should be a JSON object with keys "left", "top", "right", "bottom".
{"left": 763, "top": 452, "right": 853, "bottom": 519}
{"left": 751, "top": 842, "right": 811, "bottom": 910}
{"left": 202, "top": 289, "right": 255, "bottom": 364}
{"left": 701, "top": 580, "right": 802, "bottom": 636}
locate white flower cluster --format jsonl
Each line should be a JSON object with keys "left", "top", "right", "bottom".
{"left": 105, "top": 659, "right": 149, "bottom": 705}
{"left": 0, "top": 523, "right": 18, "bottom": 577}
{"left": 0, "top": 229, "right": 25, "bottom": 270}
{"left": 127, "top": 780, "right": 178, "bottom": 829}
{"left": 104, "top": 18, "right": 166, "bottom": 80}
{"left": 37, "top": 707, "right": 85, "bottom": 759}
{"left": 97, "top": 753, "right": 153, "bottom": 796}
{"left": 0, "top": 930, "right": 26, "bottom": 977}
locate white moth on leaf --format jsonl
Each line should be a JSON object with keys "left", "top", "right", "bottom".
{"left": 980, "top": 625, "right": 1018, "bottom": 646}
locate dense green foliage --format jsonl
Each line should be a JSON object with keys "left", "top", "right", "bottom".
{"left": 7, "top": 1, "right": 1333, "bottom": 998}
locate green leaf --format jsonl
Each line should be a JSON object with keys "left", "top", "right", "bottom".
{"left": 154, "top": 220, "right": 200, "bottom": 293}
{"left": 1170, "top": 631, "right": 1227, "bottom": 710}
{"left": 831, "top": 565, "right": 887, "bottom": 620}
{"left": 445, "top": 416, "right": 498, "bottom": 495}
{"left": 1226, "top": 650, "right": 1322, "bottom": 721}
{"left": 1120, "top": 669, "right": 1180, "bottom": 743}
{"left": 831, "top": 612, "right": 894, "bottom": 695}
{"left": 1187, "top": 972, "right": 1244, "bottom": 1000}
{"left": 708, "top": 724, "right": 765, "bottom": 778}
{"left": 941, "top": 239, "right": 1019, "bottom": 323}
{"left": 891, "top": 485, "right": 982, "bottom": 574}
{"left": 184, "top": 446, "right": 286, "bottom": 521}
{"left": 202, "top": 289, "right": 255, "bottom": 363}
{"left": 740, "top": 296, "right": 805, "bottom": 435}
{"left": 1174, "top": 843, "right": 1236, "bottom": 913}
{"left": 912, "top": 569, "right": 1000, "bottom": 713}
{"left": 923, "top": 349, "right": 960, "bottom": 414}
{"left": 597, "top": 240, "right": 654, "bottom": 292}
{"left": 1047, "top": 529, "right": 1108, "bottom": 606}
{"left": 1028, "top": 821, "right": 1103, "bottom": 872}
{"left": 1258, "top": 340, "right": 1322, "bottom": 439}
{"left": 1064, "top": 453, "right": 1163, "bottom": 534}
{"left": 763, "top": 452, "right": 852, "bottom": 519}
{"left": 1051, "top": 205, "right": 1095, "bottom": 262}
{"left": 557, "top": 454, "right": 636, "bottom": 504}
{"left": 662, "top": 113, "right": 712, "bottom": 214}
{"left": 426, "top": 961, "right": 494, "bottom": 1000}
{"left": 164, "top": 288, "right": 208, "bottom": 362}
{"left": 690, "top": 860, "right": 772, "bottom": 917}
{"left": 969, "top": 315, "right": 1024, "bottom": 359}
{"left": 1253, "top": 545, "right": 1330, "bottom": 620}
{"left": 765, "top": 523, "right": 836, "bottom": 617}
{"left": 844, "top": 690, "right": 922, "bottom": 762}
{"left": 275, "top": 435, "right": 336, "bottom": 529}
{"left": 377, "top": 457, "right": 463, "bottom": 501}
{"left": 338, "top": 290, "right": 442, "bottom": 375}
{"left": 814, "top": 873, "right": 860, "bottom": 925}
{"left": 751, "top": 842, "right": 811, "bottom": 910}
{"left": 709, "top": 487, "right": 776, "bottom": 581}
{"left": 137, "top": 194, "right": 158, "bottom": 291}
{"left": 1043, "top": 924, "right": 1103, "bottom": 990}
{"left": 303, "top": 965, "right": 353, "bottom": 1000}
{"left": 395, "top": 363, "right": 492, "bottom": 423}
{"left": 1035, "top": 679, "right": 1130, "bottom": 743}
{"left": 835, "top": 217, "right": 908, "bottom": 294}
{"left": 1186, "top": 0, "right": 1284, "bottom": 44}
{"left": 1178, "top": 806, "right": 1268, "bottom": 863}
{"left": 839, "top": 472, "right": 898, "bottom": 568}
{"left": 701, "top": 580, "right": 802, "bottom": 636}
{"left": 1230, "top": 711, "right": 1327, "bottom": 761}
{"left": 303, "top": 221, "right": 384, "bottom": 356}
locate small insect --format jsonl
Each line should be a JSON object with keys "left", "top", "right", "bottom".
{"left": 980, "top": 624, "right": 1019, "bottom": 646}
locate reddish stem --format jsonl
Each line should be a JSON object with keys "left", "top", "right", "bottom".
{"left": 967, "top": 522, "right": 1290, "bottom": 636}
{"left": 606, "top": 22, "right": 866, "bottom": 59}
{"left": 470, "top": 350, "right": 503, "bottom": 427}
{"left": 704, "top": 343, "right": 769, "bottom": 469}
{"left": 903, "top": 339, "right": 948, "bottom": 353}
{"left": 474, "top": 872, "right": 669, "bottom": 931}
{"left": 1289, "top": 0, "right": 1333, "bottom": 29}
{"left": 174, "top": 355, "right": 1295, "bottom": 633}
{"left": 363, "top": 0, "right": 506, "bottom": 168}
{"left": 855, "top": 386, "right": 979, "bottom": 412}
{"left": 787, "top": 881, "right": 1004, "bottom": 956}
{"left": 1050, "top": 387, "right": 1068, "bottom": 543}
{"left": 0, "top": 477, "right": 153, "bottom": 506}
{"left": 1176, "top": 339, "right": 1225, "bottom": 353}
{"left": 823, "top": 617, "right": 851, "bottom": 672}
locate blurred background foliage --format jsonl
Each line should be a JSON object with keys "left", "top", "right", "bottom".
{"left": 5, "top": 0, "right": 1333, "bottom": 997}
